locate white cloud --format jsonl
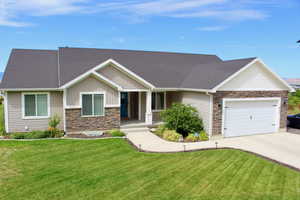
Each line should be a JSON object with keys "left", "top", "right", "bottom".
{"left": 0, "top": 0, "right": 89, "bottom": 27}
{"left": 131, "top": 0, "right": 226, "bottom": 15}
{"left": 0, "top": 0, "right": 295, "bottom": 27}
{"left": 198, "top": 25, "right": 227, "bottom": 31}
{"left": 93, "top": 0, "right": 273, "bottom": 22}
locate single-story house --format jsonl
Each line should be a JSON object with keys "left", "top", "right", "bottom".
{"left": 285, "top": 78, "right": 300, "bottom": 89}
{"left": 0, "top": 47, "right": 294, "bottom": 138}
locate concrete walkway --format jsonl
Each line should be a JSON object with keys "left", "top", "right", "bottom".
{"left": 126, "top": 131, "right": 300, "bottom": 170}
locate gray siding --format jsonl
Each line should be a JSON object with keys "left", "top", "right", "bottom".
{"left": 181, "top": 91, "right": 211, "bottom": 134}
{"left": 7, "top": 91, "right": 64, "bottom": 133}
{"left": 66, "top": 75, "right": 119, "bottom": 107}
{"left": 98, "top": 65, "right": 147, "bottom": 90}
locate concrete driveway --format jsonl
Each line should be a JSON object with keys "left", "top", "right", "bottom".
{"left": 126, "top": 131, "right": 300, "bottom": 170}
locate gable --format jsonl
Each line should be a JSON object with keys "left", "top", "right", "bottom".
{"left": 97, "top": 64, "right": 147, "bottom": 90}
{"left": 66, "top": 75, "right": 119, "bottom": 107}
{"left": 218, "top": 61, "right": 289, "bottom": 91}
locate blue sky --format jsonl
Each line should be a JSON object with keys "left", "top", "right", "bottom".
{"left": 0, "top": 0, "right": 299, "bottom": 78}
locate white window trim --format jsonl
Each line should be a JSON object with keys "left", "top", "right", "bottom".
{"left": 80, "top": 92, "right": 106, "bottom": 117}
{"left": 21, "top": 92, "right": 51, "bottom": 119}
{"left": 152, "top": 92, "right": 167, "bottom": 112}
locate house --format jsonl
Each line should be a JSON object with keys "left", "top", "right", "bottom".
{"left": 285, "top": 78, "right": 300, "bottom": 89}
{"left": 0, "top": 47, "right": 294, "bottom": 138}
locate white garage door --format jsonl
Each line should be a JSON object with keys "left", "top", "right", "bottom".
{"left": 223, "top": 99, "right": 280, "bottom": 137}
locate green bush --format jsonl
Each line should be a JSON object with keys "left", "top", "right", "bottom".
{"left": 288, "top": 91, "right": 300, "bottom": 114}
{"left": 185, "top": 134, "right": 199, "bottom": 142}
{"left": 163, "top": 130, "right": 180, "bottom": 142}
{"left": 45, "top": 128, "right": 63, "bottom": 138}
{"left": 49, "top": 114, "right": 61, "bottom": 129}
{"left": 11, "top": 132, "right": 27, "bottom": 139}
{"left": 199, "top": 131, "right": 209, "bottom": 141}
{"left": 11, "top": 130, "right": 63, "bottom": 139}
{"left": 107, "top": 129, "right": 125, "bottom": 137}
{"left": 25, "top": 130, "right": 51, "bottom": 139}
{"left": 161, "top": 103, "right": 204, "bottom": 137}
{"left": 155, "top": 125, "right": 166, "bottom": 137}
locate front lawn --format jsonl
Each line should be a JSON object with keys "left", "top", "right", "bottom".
{"left": 0, "top": 139, "right": 299, "bottom": 200}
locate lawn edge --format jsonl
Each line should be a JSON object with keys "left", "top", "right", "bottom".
{"left": 126, "top": 138, "right": 300, "bottom": 173}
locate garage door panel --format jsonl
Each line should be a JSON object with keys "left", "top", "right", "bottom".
{"left": 224, "top": 99, "right": 279, "bottom": 137}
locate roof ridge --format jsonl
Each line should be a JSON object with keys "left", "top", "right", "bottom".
{"left": 58, "top": 46, "right": 218, "bottom": 57}
{"left": 12, "top": 48, "right": 57, "bottom": 52}
{"left": 223, "top": 57, "right": 257, "bottom": 62}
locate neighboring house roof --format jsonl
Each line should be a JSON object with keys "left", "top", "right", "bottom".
{"left": 0, "top": 47, "right": 292, "bottom": 91}
{"left": 285, "top": 78, "right": 300, "bottom": 85}
{"left": 285, "top": 78, "right": 300, "bottom": 88}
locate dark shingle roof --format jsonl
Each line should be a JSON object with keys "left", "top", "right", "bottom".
{"left": 0, "top": 47, "right": 257, "bottom": 90}
{"left": 59, "top": 47, "right": 223, "bottom": 88}
{"left": 180, "top": 58, "right": 256, "bottom": 89}
{"left": 1, "top": 49, "right": 59, "bottom": 89}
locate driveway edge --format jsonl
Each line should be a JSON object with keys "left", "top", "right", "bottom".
{"left": 126, "top": 138, "right": 300, "bottom": 172}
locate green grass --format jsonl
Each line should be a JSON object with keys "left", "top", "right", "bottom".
{"left": 0, "top": 139, "right": 299, "bottom": 200}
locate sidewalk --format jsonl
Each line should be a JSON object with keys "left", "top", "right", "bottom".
{"left": 126, "top": 130, "right": 300, "bottom": 170}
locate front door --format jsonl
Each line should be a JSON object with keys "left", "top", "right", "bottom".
{"left": 121, "top": 92, "right": 128, "bottom": 119}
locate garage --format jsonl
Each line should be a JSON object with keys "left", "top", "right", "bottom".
{"left": 223, "top": 98, "right": 281, "bottom": 137}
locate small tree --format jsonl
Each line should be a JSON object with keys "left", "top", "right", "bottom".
{"left": 49, "top": 114, "right": 60, "bottom": 129}
{"left": 160, "top": 103, "right": 203, "bottom": 137}
{"left": 48, "top": 114, "right": 61, "bottom": 137}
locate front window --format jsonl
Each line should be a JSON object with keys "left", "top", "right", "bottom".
{"left": 23, "top": 93, "right": 49, "bottom": 118}
{"left": 81, "top": 93, "right": 104, "bottom": 116}
{"left": 152, "top": 92, "right": 165, "bottom": 110}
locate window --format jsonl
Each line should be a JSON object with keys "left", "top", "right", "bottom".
{"left": 81, "top": 93, "right": 104, "bottom": 116}
{"left": 152, "top": 92, "right": 165, "bottom": 110}
{"left": 23, "top": 93, "right": 49, "bottom": 118}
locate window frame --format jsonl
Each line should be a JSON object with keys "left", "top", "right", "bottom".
{"left": 80, "top": 92, "right": 106, "bottom": 117}
{"left": 151, "top": 92, "right": 167, "bottom": 112}
{"left": 22, "top": 92, "right": 50, "bottom": 119}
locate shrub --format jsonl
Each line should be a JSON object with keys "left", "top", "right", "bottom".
{"left": 185, "top": 134, "right": 199, "bottom": 142}
{"left": 25, "top": 130, "right": 51, "bottom": 139}
{"left": 163, "top": 130, "right": 180, "bottom": 142}
{"left": 160, "top": 103, "right": 204, "bottom": 137}
{"left": 107, "top": 129, "right": 125, "bottom": 137}
{"left": 11, "top": 130, "right": 56, "bottom": 139}
{"left": 49, "top": 115, "right": 60, "bottom": 129}
{"left": 11, "top": 132, "right": 27, "bottom": 139}
{"left": 155, "top": 125, "right": 166, "bottom": 137}
{"left": 199, "top": 131, "right": 209, "bottom": 141}
{"left": 45, "top": 128, "right": 64, "bottom": 138}
{"left": 288, "top": 91, "right": 300, "bottom": 114}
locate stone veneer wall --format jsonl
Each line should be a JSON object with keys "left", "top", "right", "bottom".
{"left": 212, "top": 91, "right": 288, "bottom": 136}
{"left": 66, "top": 107, "right": 120, "bottom": 132}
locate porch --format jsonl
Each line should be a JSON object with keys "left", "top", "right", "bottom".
{"left": 120, "top": 91, "right": 166, "bottom": 126}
